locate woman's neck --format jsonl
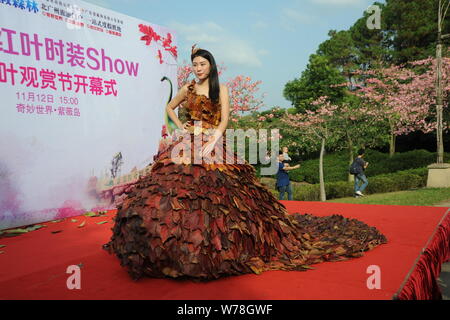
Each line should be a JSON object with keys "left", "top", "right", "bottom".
{"left": 197, "top": 78, "right": 209, "bottom": 86}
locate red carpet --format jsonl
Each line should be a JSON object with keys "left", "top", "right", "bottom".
{"left": 0, "top": 201, "right": 448, "bottom": 300}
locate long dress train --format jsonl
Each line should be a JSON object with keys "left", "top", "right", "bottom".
{"left": 103, "top": 79, "right": 387, "bottom": 280}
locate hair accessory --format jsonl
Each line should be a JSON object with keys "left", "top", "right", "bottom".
{"left": 191, "top": 43, "right": 200, "bottom": 55}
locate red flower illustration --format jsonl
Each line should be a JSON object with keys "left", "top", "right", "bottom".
{"left": 139, "top": 24, "right": 178, "bottom": 63}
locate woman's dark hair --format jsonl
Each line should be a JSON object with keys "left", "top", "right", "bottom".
{"left": 191, "top": 49, "right": 220, "bottom": 104}
{"left": 358, "top": 148, "right": 365, "bottom": 156}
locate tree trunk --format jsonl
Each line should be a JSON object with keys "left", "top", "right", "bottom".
{"left": 319, "top": 138, "right": 326, "bottom": 202}
{"left": 389, "top": 133, "right": 396, "bottom": 157}
{"left": 436, "top": 3, "right": 445, "bottom": 163}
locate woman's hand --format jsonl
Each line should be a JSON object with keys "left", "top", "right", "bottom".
{"left": 177, "top": 122, "right": 191, "bottom": 135}
{"left": 201, "top": 135, "right": 219, "bottom": 158}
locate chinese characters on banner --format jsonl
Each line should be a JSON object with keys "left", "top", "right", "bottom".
{"left": 0, "top": 26, "right": 141, "bottom": 117}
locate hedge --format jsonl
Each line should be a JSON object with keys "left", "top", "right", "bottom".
{"left": 284, "top": 149, "right": 449, "bottom": 184}
{"left": 288, "top": 167, "right": 429, "bottom": 201}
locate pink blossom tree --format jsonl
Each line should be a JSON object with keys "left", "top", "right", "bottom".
{"left": 225, "top": 75, "right": 266, "bottom": 125}
{"left": 352, "top": 57, "right": 450, "bottom": 157}
{"left": 282, "top": 97, "right": 342, "bottom": 201}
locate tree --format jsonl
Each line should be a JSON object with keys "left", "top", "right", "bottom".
{"left": 348, "top": 2, "right": 392, "bottom": 69}
{"left": 384, "top": 0, "right": 450, "bottom": 64}
{"left": 225, "top": 75, "right": 266, "bottom": 125}
{"left": 331, "top": 94, "right": 387, "bottom": 181}
{"left": 283, "top": 54, "right": 347, "bottom": 113}
{"left": 317, "top": 30, "right": 359, "bottom": 83}
{"left": 435, "top": 0, "right": 450, "bottom": 163}
{"left": 282, "top": 97, "right": 342, "bottom": 201}
{"left": 353, "top": 58, "right": 450, "bottom": 157}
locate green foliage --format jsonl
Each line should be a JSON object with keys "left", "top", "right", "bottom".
{"left": 349, "top": 2, "right": 391, "bottom": 69}
{"left": 287, "top": 149, "right": 449, "bottom": 184}
{"left": 317, "top": 29, "right": 359, "bottom": 72}
{"left": 384, "top": 0, "right": 450, "bottom": 64}
{"left": 283, "top": 54, "right": 347, "bottom": 113}
{"left": 291, "top": 166, "right": 430, "bottom": 201}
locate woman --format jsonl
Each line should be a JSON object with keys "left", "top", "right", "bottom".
{"left": 103, "top": 45, "right": 387, "bottom": 281}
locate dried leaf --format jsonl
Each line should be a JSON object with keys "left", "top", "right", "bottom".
{"left": 4, "top": 228, "right": 29, "bottom": 234}
{"left": 84, "top": 212, "right": 96, "bottom": 217}
{"left": 78, "top": 221, "right": 86, "bottom": 228}
{"left": 188, "top": 229, "right": 203, "bottom": 247}
{"left": 0, "top": 245, "right": 6, "bottom": 248}
{"left": 334, "top": 246, "right": 347, "bottom": 255}
{"left": 170, "top": 197, "right": 184, "bottom": 210}
{"left": 51, "top": 230, "right": 63, "bottom": 234}
{"left": 211, "top": 234, "right": 222, "bottom": 250}
{"left": 160, "top": 225, "right": 169, "bottom": 243}
{"left": 249, "top": 265, "right": 262, "bottom": 274}
{"left": 96, "top": 221, "right": 108, "bottom": 225}
{"left": 71, "top": 219, "right": 78, "bottom": 223}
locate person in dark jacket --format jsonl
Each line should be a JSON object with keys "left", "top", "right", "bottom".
{"left": 353, "top": 149, "right": 369, "bottom": 197}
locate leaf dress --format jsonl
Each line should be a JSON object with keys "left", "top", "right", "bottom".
{"left": 103, "top": 79, "right": 387, "bottom": 280}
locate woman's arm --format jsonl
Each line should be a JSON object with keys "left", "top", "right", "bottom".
{"left": 212, "top": 84, "right": 230, "bottom": 140}
{"left": 283, "top": 164, "right": 300, "bottom": 171}
{"left": 166, "top": 84, "right": 189, "bottom": 130}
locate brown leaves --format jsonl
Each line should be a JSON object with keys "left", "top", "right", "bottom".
{"left": 214, "top": 216, "right": 225, "bottom": 233}
{"left": 211, "top": 235, "right": 222, "bottom": 251}
{"left": 160, "top": 225, "right": 170, "bottom": 243}
{"left": 170, "top": 197, "right": 184, "bottom": 210}
{"left": 104, "top": 129, "right": 387, "bottom": 281}
{"left": 188, "top": 229, "right": 203, "bottom": 247}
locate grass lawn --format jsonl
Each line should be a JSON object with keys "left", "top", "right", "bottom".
{"left": 327, "top": 188, "right": 450, "bottom": 206}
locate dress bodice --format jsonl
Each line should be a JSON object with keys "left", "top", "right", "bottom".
{"left": 184, "top": 79, "right": 221, "bottom": 128}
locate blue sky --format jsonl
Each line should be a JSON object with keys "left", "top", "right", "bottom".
{"left": 84, "top": 0, "right": 382, "bottom": 111}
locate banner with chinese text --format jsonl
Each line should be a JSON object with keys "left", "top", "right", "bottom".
{"left": 0, "top": 0, "right": 178, "bottom": 229}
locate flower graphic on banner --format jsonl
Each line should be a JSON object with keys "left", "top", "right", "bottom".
{"left": 138, "top": 24, "right": 178, "bottom": 64}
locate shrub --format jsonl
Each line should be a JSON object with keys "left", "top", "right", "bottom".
{"left": 287, "top": 149, "right": 447, "bottom": 184}
{"left": 286, "top": 166, "right": 430, "bottom": 201}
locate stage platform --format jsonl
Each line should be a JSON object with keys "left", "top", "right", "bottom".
{"left": 0, "top": 201, "right": 449, "bottom": 300}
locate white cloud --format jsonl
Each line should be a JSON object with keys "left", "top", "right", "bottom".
{"left": 309, "top": 0, "right": 364, "bottom": 5}
{"left": 280, "top": 8, "right": 316, "bottom": 31}
{"left": 251, "top": 21, "right": 269, "bottom": 30}
{"left": 168, "top": 21, "right": 264, "bottom": 68}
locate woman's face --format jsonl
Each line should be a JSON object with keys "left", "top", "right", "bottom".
{"left": 192, "top": 56, "right": 211, "bottom": 80}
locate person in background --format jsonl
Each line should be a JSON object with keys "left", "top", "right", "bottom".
{"left": 276, "top": 151, "right": 300, "bottom": 200}
{"left": 282, "top": 146, "right": 292, "bottom": 162}
{"left": 353, "top": 149, "right": 369, "bottom": 197}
